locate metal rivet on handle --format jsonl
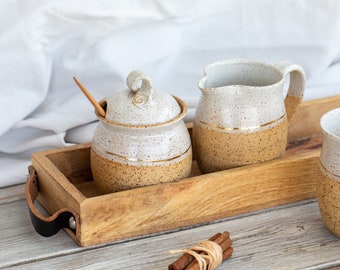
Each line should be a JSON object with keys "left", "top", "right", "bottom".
{"left": 69, "top": 216, "right": 76, "bottom": 230}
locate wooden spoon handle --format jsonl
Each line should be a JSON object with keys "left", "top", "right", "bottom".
{"left": 73, "top": 77, "right": 106, "bottom": 118}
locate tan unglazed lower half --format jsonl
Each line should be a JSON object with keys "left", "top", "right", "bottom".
{"left": 90, "top": 147, "right": 192, "bottom": 193}
{"left": 193, "top": 119, "right": 288, "bottom": 174}
{"left": 316, "top": 167, "right": 340, "bottom": 238}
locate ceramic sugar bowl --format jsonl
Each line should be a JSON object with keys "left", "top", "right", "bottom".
{"left": 91, "top": 70, "right": 192, "bottom": 193}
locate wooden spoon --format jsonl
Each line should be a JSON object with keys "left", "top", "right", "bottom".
{"left": 73, "top": 77, "right": 106, "bottom": 118}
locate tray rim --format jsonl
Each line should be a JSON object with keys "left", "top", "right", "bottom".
{"left": 30, "top": 95, "right": 340, "bottom": 246}
{"left": 32, "top": 144, "right": 321, "bottom": 246}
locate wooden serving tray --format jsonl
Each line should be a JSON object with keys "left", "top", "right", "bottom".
{"left": 30, "top": 95, "right": 340, "bottom": 246}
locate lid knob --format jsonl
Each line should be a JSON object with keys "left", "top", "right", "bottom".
{"left": 126, "top": 70, "right": 153, "bottom": 107}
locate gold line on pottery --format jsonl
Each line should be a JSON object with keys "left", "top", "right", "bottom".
{"left": 93, "top": 144, "right": 192, "bottom": 163}
{"left": 199, "top": 114, "right": 286, "bottom": 131}
{"left": 319, "top": 161, "right": 340, "bottom": 179}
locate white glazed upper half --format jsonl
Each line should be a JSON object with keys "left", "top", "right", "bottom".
{"left": 92, "top": 120, "right": 191, "bottom": 165}
{"left": 195, "top": 59, "right": 304, "bottom": 130}
{"left": 320, "top": 107, "right": 340, "bottom": 179}
{"left": 93, "top": 70, "right": 191, "bottom": 165}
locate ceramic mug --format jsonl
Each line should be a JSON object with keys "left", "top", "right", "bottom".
{"left": 193, "top": 59, "right": 305, "bottom": 173}
{"left": 316, "top": 107, "right": 340, "bottom": 238}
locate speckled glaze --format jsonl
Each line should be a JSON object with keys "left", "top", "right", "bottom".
{"left": 193, "top": 59, "right": 305, "bottom": 173}
{"left": 91, "top": 71, "right": 192, "bottom": 193}
{"left": 316, "top": 108, "right": 340, "bottom": 238}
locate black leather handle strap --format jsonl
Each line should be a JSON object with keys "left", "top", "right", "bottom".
{"left": 26, "top": 166, "right": 79, "bottom": 237}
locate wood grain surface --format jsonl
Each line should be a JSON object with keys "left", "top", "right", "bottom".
{"left": 1, "top": 187, "right": 339, "bottom": 269}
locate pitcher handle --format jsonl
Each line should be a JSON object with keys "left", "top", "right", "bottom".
{"left": 275, "top": 61, "right": 305, "bottom": 122}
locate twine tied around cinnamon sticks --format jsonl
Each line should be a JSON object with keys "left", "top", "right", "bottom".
{"left": 168, "top": 231, "right": 233, "bottom": 270}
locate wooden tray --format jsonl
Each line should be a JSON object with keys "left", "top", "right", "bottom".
{"left": 29, "top": 95, "right": 340, "bottom": 246}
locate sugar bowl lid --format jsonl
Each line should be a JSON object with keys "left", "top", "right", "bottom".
{"left": 104, "top": 70, "right": 183, "bottom": 126}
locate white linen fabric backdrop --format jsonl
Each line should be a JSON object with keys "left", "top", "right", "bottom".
{"left": 1, "top": 0, "right": 340, "bottom": 187}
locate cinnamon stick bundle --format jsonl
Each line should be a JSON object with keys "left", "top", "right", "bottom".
{"left": 168, "top": 231, "right": 233, "bottom": 270}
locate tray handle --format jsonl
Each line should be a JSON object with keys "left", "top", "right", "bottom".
{"left": 26, "top": 166, "right": 79, "bottom": 237}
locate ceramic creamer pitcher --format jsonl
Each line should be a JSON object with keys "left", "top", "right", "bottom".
{"left": 91, "top": 70, "right": 192, "bottom": 193}
{"left": 193, "top": 59, "right": 305, "bottom": 173}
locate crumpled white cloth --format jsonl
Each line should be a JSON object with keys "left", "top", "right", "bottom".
{"left": 1, "top": 0, "right": 340, "bottom": 187}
